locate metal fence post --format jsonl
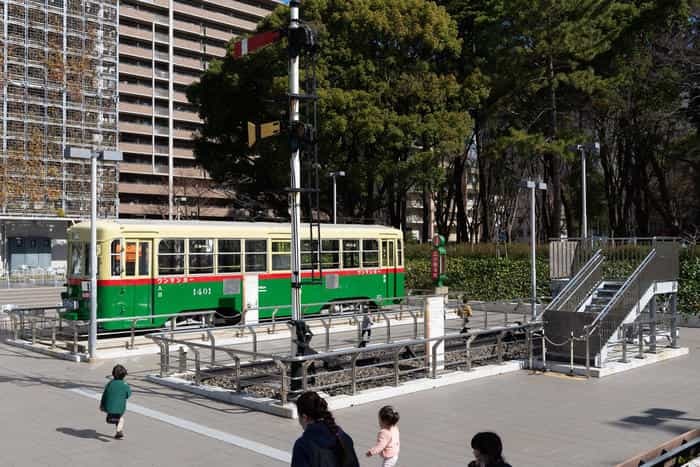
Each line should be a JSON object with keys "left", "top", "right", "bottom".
{"left": 393, "top": 347, "right": 400, "bottom": 386}
{"left": 569, "top": 331, "right": 574, "bottom": 375}
{"left": 276, "top": 361, "right": 288, "bottom": 405}
{"left": 637, "top": 324, "right": 645, "bottom": 359}
{"left": 585, "top": 332, "right": 591, "bottom": 378}
{"left": 621, "top": 325, "right": 628, "bottom": 363}
{"left": 129, "top": 320, "right": 136, "bottom": 349}
{"left": 31, "top": 320, "right": 36, "bottom": 345}
{"left": 670, "top": 293, "right": 679, "bottom": 349}
{"left": 234, "top": 356, "right": 241, "bottom": 392}
{"left": 321, "top": 317, "right": 331, "bottom": 351}
{"left": 178, "top": 346, "right": 187, "bottom": 373}
{"left": 73, "top": 326, "right": 78, "bottom": 354}
{"left": 527, "top": 329, "right": 533, "bottom": 370}
{"left": 497, "top": 332, "right": 504, "bottom": 365}
{"left": 51, "top": 322, "right": 56, "bottom": 349}
{"left": 541, "top": 332, "right": 547, "bottom": 371}
{"left": 382, "top": 312, "right": 391, "bottom": 343}
{"left": 466, "top": 336, "right": 474, "bottom": 372}
{"left": 192, "top": 348, "right": 201, "bottom": 384}
{"left": 350, "top": 354, "right": 359, "bottom": 395}
{"left": 158, "top": 342, "right": 166, "bottom": 377}
{"left": 484, "top": 309, "right": 489, "bottom": 329}
{"left": 207, "top": 330, "right": 216, "bottom": 364}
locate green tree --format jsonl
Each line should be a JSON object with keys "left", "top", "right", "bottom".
{"left": 188, "top": 0, "right": 472, "bottom": 225}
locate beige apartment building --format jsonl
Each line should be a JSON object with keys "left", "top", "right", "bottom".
{"left": 117, "top": 0, "right": 280, "bottom": 219}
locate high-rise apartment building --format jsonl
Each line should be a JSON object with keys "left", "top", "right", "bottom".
{"left": 117, "top": 0, "right": 280, "bottom": 220}
{"left": 0, "top": 0, "right": 119, "bottom": 273}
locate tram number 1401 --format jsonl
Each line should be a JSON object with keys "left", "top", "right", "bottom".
{"left": 192, "top": 287, "right": 212, "bottom": 297}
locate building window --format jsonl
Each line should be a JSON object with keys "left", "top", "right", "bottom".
{"left": 362, "top": 240, "right": 379, "bottom": 268}
{"left": 342, "top": 240, "right": 360, "bottom": 269}
{"left": 245, "top": 239, "right": 267, "bottom": 272}
{"left": 271, "top": 240, "right": 291, "bottom": 271}
{"left": 217, "top": 239, "right": 241, "bottom": 273}
{"left": 158, "top": 239, "right": 185, "bottom": 275}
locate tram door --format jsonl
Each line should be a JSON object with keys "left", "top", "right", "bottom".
{"left": 124, "top": 239, "right": 153, "bottom": 325}
{"left": 381, "top": 240, "right": 397, "bottom": 299}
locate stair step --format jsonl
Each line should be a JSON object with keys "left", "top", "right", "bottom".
{"left": 585, "top": 304, "right": 605, "bottom": 313}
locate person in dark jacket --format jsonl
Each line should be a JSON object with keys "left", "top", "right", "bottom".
{"left": 292, "top": 391, "right": 359, "bottom": 467}
{"left": 468, "top": 432, "right": 512, "bottom": 467}
{"left": 100, "top": 364, "right": 131, "bottom": 439}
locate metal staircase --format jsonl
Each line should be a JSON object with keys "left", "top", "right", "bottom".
{"left": 542, "top": 238, "right": 679, "bottom": 368}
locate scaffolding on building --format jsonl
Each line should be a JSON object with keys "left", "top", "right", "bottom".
{"left": 0, "top": 0, "right": 119, "bottom": 218}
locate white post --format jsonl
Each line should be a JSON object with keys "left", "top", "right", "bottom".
{"left": 289, "top": 0, "right": 302, "bottom": 321}
{"left": 89, "top": 154, "right": 98, "bottom": 360}
{"left": 580, "top": 147, "right": 587, "bottom": 239}
{"left": 530, "top": 184, "right": 536, "bottom": 321}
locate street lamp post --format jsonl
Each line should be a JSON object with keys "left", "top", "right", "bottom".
{"left": 329, "top": 171, "right": 345, "bottom": 224}
{"left": 521, "top": 180, "right": 547, "bottom": 320}
{"left": 573, "top": 142, "right": 599, "bottom": 239}
{"left": 64, "top": 146, "right": 123, "bottom": 361}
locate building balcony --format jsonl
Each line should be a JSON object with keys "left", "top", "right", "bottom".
{"left": 120, "top": 44, "right": 153, "bottom": 61}
{"left": 119, "top": 82, "right": 154, "bottom": 97}
{"left": 119, "top": 201, "right": 232, "bottom": 218}
{"left": 119, "top": 141, "right": 154, "bottom": 155}
{"left": 119, "top": 62, "right": 153, "bottom": 79}
{"left": 173, "top": 90, "right": 189, "bottom": 103}
{"left": 173, "top": 147, "right": 194, "bottom": 159}
{"left": 173, "top": 128, "right": 194, "bottom": 139}
{"left": 173, "top": 73, "right": 198, "bottom": 86}
{"left": 120, "top": 5, "right": 155, "bottom": 23}
{"left": 120, "top": 101, "right": 153, "bottom": 116}
{"left": 173, "top": 1, "right": 257, "bottom": 31}
{"left": 203, "top": 0, "right": 271, "bottom": 19}
{"left": 174, "top": 54, "right": 204, "bottom": 71}
{"left": 120, "top": 121, "right": 154, "bottom": 135}
{"left": 173, "top": 109, "right": 201, "bottom": 123}
{"left": 119, "top": 24, "right": 153, "bottom": 42}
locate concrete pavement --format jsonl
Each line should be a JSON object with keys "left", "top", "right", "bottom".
{"left": 1, "top": 328, "right": 699, "bottom": 466}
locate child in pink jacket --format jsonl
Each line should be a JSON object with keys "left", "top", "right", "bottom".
{"left": 366, "top": 405, "right": 400, "bottom": 467}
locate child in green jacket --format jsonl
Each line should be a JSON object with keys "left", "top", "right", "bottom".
{"left": 100, "top": 364, "right": 131, "bottom": 439}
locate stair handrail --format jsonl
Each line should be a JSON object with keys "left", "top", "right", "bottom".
{"left": 542, "top": 249, "right": 604, "bottom": 317}
{"left": 585, "top": 248, "right": 657, "bottom": 337}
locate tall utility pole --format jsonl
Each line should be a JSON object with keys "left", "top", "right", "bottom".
{"left": 289, "top": 0, "right": 302, "bottom": 321}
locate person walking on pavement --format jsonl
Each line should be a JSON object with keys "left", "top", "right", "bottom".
{"left": 361, "top": 312, "right": 372, "bottom": 342}
{"left": 292, "top": 391, "right": 360, "bottom": 467}
{"left": 100, "top": 364, "right": 131, "bottom": 439}
{"left": 468, "top": 432, "right": 512, "bottom": 467}
{"left": 366, "top": 405, "right": 401, "bottom": 467}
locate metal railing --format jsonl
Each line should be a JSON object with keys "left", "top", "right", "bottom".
{"left": 584, "top": 249, "right": 657, "bottom": 359}
{"left": 546, "top": 250, "right": 604, "bottom": 314}
{"left": 149, "top": 321, "right": 542, "bottom": 404}
{"left": 3, "top": 307, "right": 217, "bottom": 354}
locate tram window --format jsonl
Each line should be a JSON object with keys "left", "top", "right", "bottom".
{"left": 397, "top": 240, "right": 403, "bottom": 267}
{"left": 138, "top": 242, "right": 150, "bottom": 276}
{"left": 70, "top": 242, "right": 85, "bottom": 275}
{"left": 271, "top": 240, "right": 291, "bottom": 271}
{"left": 342, "top": 240, "right": 360, "bottom": 268}
{"left": 110, "top": 240, "right": 121, "bottom": 276}
{"left": 217, "top": 239, "right": 241, "bottom": 273}
{"left": 381, "top": 240, "right": 395, "bottom": 267}
{"left": 245, "top": 239, "right": 267, "bottom": 272}
{"left": 189, "top": 239, "right": 214, "bottom": 274}
{"left": 301, "top": 239, "right": 318, "bottom": 270}
{"left": 158, "top": 239, "right": 185, "bottom": 275}
{"left": 321, "top": 240, "right": 339, "bottom": 269}
{"left": 362, "top": 239, "right": 379, "bottom": 267}
{"left": 125, "top": 242, "right": 137, "bottom": 276}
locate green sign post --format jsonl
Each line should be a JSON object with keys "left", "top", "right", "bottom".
{"left": 431, "top": 234, "right": 447, "bottom": 287}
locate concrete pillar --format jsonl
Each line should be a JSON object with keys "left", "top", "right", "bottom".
{"left": 425, "top": 288, "right": 447, "bottom": 372}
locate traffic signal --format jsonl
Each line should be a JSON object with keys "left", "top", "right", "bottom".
{"left": 289, "top": 122, "right": 315, "bottom": 151}
{"left": 288, "top": 24, "right": 317, "bottom": 57}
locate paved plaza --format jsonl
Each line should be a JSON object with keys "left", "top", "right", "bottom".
{"left": 0, "top": 327, "right": 698, "bottom": 466}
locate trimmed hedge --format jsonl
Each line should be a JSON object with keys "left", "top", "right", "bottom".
{"left": 405, "top": 244, "right": 700, "bottom": 315}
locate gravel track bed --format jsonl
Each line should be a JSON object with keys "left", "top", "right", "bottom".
{"left": 184, "top": 340, "right": 528, "bottom": 401}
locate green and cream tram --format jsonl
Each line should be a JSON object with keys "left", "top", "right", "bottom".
{"left": 62, "top": 220, "right": 405, "bottom": 330}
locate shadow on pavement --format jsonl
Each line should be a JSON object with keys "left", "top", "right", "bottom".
{"left": 56, "top": 427, "right": 112, "bottom": 442}
{"left": 608, "top": 407, "right": 700, "bottom": 435}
